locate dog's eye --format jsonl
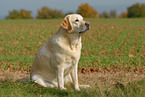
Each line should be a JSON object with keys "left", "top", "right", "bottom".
{"left": 75, "top": 19, "right": 79, "bottom": 22}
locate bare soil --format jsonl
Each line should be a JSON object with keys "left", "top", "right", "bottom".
{"left": 0, "top": 68, "right": 144, "bottom": 89}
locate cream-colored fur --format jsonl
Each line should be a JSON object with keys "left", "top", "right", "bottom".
{"left": 30, "top": 14, "right": 90, "bottom": 91}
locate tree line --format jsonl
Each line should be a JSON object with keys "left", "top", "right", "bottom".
{"left": 6, "top": 3, "right": 145, "bottom": 19}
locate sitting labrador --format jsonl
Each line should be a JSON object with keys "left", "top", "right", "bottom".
{"left": 30, "top": 14, "right": 90, "bottom": 91}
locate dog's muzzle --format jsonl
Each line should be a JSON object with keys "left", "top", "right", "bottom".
{"left": 85, "top": 22, "right": 90, "bottom": 30}
{"left": 79, "top": 22, "right": 90, "bottom": 34}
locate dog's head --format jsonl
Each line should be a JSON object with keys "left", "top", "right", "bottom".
{"left": 61, "top": 14, "right": 90, "bottom": 34}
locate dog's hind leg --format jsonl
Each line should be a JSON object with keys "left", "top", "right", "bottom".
{"left": 65, "top": 73, "right": 72, "bottom": 84}
{"left": 32, "top": 74, "right": 54, "bottom": 88}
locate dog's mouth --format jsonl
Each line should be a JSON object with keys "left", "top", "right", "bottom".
{"left": 79, "top": 26, "right": 90, "bottom": 34}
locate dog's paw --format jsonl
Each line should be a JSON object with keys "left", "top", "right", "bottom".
{"left": 60, "top": 87, "right": 67, "bottom": 90}
{"left": 80, "top": 85, "right": 90, "bottom": 88}
{"left": 75, "top": 88, "right": 81, "bottom": 91}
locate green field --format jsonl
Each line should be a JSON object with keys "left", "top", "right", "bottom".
{"left": 0, "top": 19, "right": 145, "bottom": 96}
{"left": 0, "top": 19, "right": 145, "bottom": 70}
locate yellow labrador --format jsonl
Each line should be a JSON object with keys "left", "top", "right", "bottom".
{"left": 30, "top": 14, "right": 90, "bottom": 91}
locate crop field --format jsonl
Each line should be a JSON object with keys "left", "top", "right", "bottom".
{"left": 0, "top": 18, "right": 145, "bottom": 96}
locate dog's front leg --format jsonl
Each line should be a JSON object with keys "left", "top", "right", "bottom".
{"left": 57, "top": 66, "right": 66, "bottom": 90}
{"left": 71, "top": 63, "right": 80, "bottom": 91}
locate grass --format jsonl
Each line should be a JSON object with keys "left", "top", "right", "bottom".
{"left": 0, "top": 19, "right": 145, "bottom": 70}
{"left": 0, "top": 19, "right": 145, "bottom": 71}
{"left": 0, "top": 72, "right": 144, "bottom": 97}
{"left": 0, "top": 18, "right": 145, "bottom": 96}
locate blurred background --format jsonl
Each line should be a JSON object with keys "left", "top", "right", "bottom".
{"left": 0, "top": 0, "right": 145, "bottom": 19}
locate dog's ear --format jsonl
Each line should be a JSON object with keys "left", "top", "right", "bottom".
{"left": 61, "top": 16, "right": 73, "bottom": 33}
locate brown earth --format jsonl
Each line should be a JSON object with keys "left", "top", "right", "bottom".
{"left": 0, "top": 67, "right": 145, "bottom": 89}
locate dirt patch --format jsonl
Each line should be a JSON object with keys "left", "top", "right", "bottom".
{"left": 0, "top": 69, "right": 30, "bottom": 82}
{"left": 78, "top": 66, "right": 145, "bottom": 88}
{"left": 0, "top": 69, "right": 144, "bottom": 89}
{"left": 79, "top": 72, "right": 145, "bottom": 89}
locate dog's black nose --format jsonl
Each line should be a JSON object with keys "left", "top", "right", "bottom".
{"left": 85, "top": 22, "right": 90, "bottom": 27}
{"left": 85, "top": 22, "right": 90, "bottom": 30}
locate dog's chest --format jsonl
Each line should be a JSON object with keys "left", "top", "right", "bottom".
{"left": 64, "top": 55, "right": 79, "bottom": 70}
